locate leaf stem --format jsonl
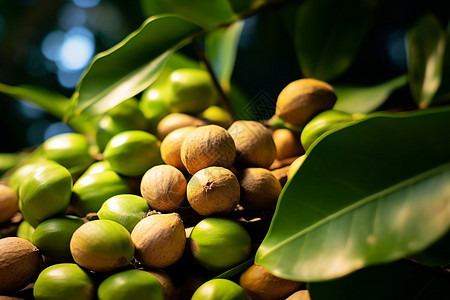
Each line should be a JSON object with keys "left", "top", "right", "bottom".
{"left": 192, "top": 38, "right": 236, "bottom": 120}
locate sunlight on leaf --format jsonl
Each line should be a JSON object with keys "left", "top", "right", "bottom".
{"left": 205, "top": 20, "right": 245, "bottom": 93}
{"left": 140, "top": 0, "right": 235, "bottom": 28}
{"left": 68, "top": 15, "right": 202, "bottom": 124}
{"left": 334, "top": 75, "right": 408, "bottom": 114}
{"left": 0, "top": 83, "right": 69, "bottom": 120}
{"left": 295, "top": 0, "right": 378, "bottom": 81}
{"left": 256, "top": 107, "right": 450, "bottom": 282}
{"left": 406, "top": 13, "right": 447, "bottom": 109}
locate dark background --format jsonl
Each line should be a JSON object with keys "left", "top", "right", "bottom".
{"left": 1, "top": 0, "right": 449, "bottom": 153}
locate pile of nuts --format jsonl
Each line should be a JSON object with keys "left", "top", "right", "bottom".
{"left": 0, "top": 73, "right": 341, "bottom": 300}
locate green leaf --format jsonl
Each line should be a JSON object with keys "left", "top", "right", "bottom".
{"left": 255, "top": 107, "right": 450, "bottom": 281}
{"left": 215, "top": 258, "right": 254, "bottom": 279}
{"left": 308, "top": 259, "right": 450, "bottom": 300}
{"left": 140, "top": 0, "right": 235, "bottom": 28}
{"left": 294, "top": 0, "right": 378, "bottom": 81}
{"left": 406, "top": 13, "right": 447, "bottom": 109}
{"left": 205, "top": 20, "right": 245, "bottom": 93}
{"left": 226, "top": 0, "right": 262, "bottom": 17}
{"left": 0, "top": 83, "right": 69, "bottom": 119}
{"left": 334, "top": 75, "right": 408, "bottom": 114}
{"left": 433, "top": 27, "right": 450, "bottom": 105}
{"left": 69, "top": 15, "right": 202, "bottom": 124}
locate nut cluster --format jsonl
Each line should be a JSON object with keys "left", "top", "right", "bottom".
{"left": 0, "top": 75, "right": 336, "bottom": 300}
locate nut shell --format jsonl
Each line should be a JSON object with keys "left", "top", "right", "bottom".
{"left": 160, "top": 126, "right": 197, "bottom": 171}
{"left": 146, "top": 269, "right": 179, "bottom": 300}
{"left": 0, "top": 184, "right": 18, "bottom": 224}
{"left": 157, "top": 113, "right": 206, "bottom": 140}
{"left": 131, "top": 213, "right": 186, "bottom": 268}
{"left": 272, "top": 128, "right": 304, "bottom": 160}
{"left": 0, "top": 237, "right": 43, "bottom": 294}
{"left": 238, "top": 168, "right": 282, "bottom": 210}
{"left": 141, "top": 165, "right": 187, "bottom": 212}
{"left": 187, "top": 167, "right": 240, "bottom": 216}
{"left": 276, "top": 78, "right": 337, "bottom": 127}
{"left": 70, "top": 220, "right": 135, "bottom": 272}
{"left": 228, "top": 120, "right": 276, "bottom": 168}
{"left": 181, "top": 125, "right": 236, "bottom": 175}
{"left": 239, "top": 264, "right": 304, "bottom": 300}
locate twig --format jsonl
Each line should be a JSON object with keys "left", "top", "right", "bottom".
{"left": 192, "top": 38, "right": 236, "bottom": 119}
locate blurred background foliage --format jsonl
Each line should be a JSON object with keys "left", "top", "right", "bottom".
{"left": 0, "top": 0, "right": 449, "bottom": 153}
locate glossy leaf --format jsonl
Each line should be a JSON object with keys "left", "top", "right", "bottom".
{"left": 256, "top": 107, "right": 450, "bottom": 281}
{"left": 140, "top": 0, "right": 235, "bottom": 28}
{"left": 295, "top": 0, "right": 378, "bottom": 81}
{"left": 406, "top": 13, "right": 447, "bottom": 109}
{"left": 205, "top": 20, "right": 245, "bottom": 93}
{"left": 215, "top": 258, "right": 254, "bottom": 279}
{"left": 433, "top": 27, "right": 450, "bottom": 105}
{"left": 0, "top": 83, "right": 69, "bottom": 119}
{"left": 68, "top": 15, "right": 202, "bottom": 124}
{"left": 334, "top": 75, "right": 408, "bottom": 114}
{"left": 309, "top": 259, "right": 450, "bottom": 300}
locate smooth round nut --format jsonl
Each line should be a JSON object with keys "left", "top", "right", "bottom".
{"left": 33, "top": 263, "right": 95, "bottom": 300}
{"left": 146, "top": 269, "right": 179, "bottom": 300}
{"left": 189, "top": 218, "right": 251, "bottom": 272}
{"left": 103, "top": 130, "right": 162, "bottom": 177}
{"left": 19, "top": 163, "right": 73, "bottom": 228}
{"left": 131, "top": 213, "right": 186, "bottom": 268}
{"left": 181, "top": 125, "right": 236, "bottom": 175}
{"left": 97, "top": 269, "right": 163, "bottom": 300}
{"left": 272, "top": 128, "right": 304, "bottom": 160}
{"left": 238, "top": 168, "right": 282, "bottom": 210}
{"left": 42, "top": 133, "right": 94, "bottom": 173}
{"left": 141, "top": 165, "right": 187, "bottom": 212}
{"left": 191, "top": 278, "right": 247, "bottom": 300}
{"left": 32, "top": 216, "right": 85, "bottom": 263}
{"left": 228, "top": 120, "right": 276, "bottom": 168}
{"left": 70, "top": 220, "right": 135, "bottom": 272}
{"left": 160, "top": 126, "right": 197, "bottom": 171}
{"left": 97, "top": 194, "right": 149, "bottom": 232}
{"left": 157, "top": 113, "right": 207, "bottom": 140}
{"left": 300, "top": 109, "right": 353, "bottom": 151}
{"left": 0, "top": 237, "right": 43, "bottom": 294}
{"left": 276, "top": 78, "right": 337, "bottom": 127}
{"left": 239, "top": 264, "right": 304, "bottom": 300}
{"left": 0, "top": 184, "right": 18, "bottom": 224}
{"left": 187, "top": 166, "right": 240, "bottom": 216}
{"left": 167, "top": 68, "right": 217, "bottom": 114}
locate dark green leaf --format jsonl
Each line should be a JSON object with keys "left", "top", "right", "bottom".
{"left": 0, "top": 83, "right": 69, "bottom": 119}
{"left": 140, "top": 0, "right": 235, "bottom": 28}
{"left": 309, "top": 259, "right": 450, "bottom": 300}
{"left": 433, "top": 27, "right": 450, "bottom": 105}
{"left": 205, "top": 20, "right": 245, "bottom": 93}
{"left": 334, "top": 75, "right": 408, "bottom": 114}
{"left": 406, "top": 13, "right": 446, "bottom": 109}
{"left": 295, "top": 0, "right": 378, "bottom": 81}
{"left": 226, "top": 0, "right": 260, "bottom": 16}
{"left": 256, "top": 107, "right": 450, "bottom": 281}
{"left": 215, "top": 258, "right": 254, "bottom": 279}
{"left": 68, "top": 15, "right": 202, "bottom": 124}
